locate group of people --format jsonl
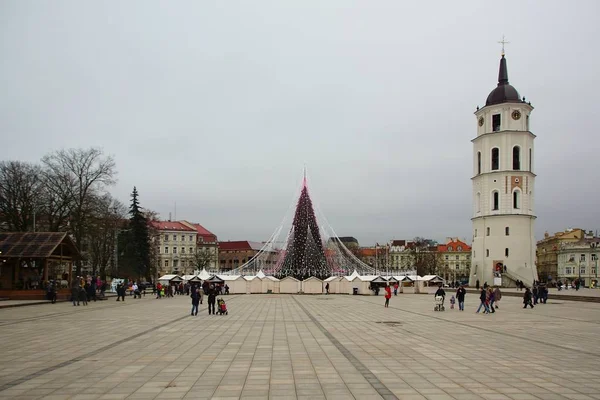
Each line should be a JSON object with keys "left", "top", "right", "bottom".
{"left": 190, "top": 281, "right": 223, "bottom": 316}
{"left": 69, "top": 276, "right": 108, "bottom": 306}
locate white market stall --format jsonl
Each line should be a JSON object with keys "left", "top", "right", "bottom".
{"left": 220, "top": 275, "right": 246, "bottom": 294}
{"left": 279, "top": 276, "right": 301, "bottom": 293}
{"left": 245, "top": 276, "right": 264, "bottom": 294}
{"left": 324, "top": 276, "right": 343, "bottom": 293}
{"left": 263, "top": 276, "right": 280, "bottom": 293}
{"left": 302, "top": 277, "right": 324, "bottom": 294}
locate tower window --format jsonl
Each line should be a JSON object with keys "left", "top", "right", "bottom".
{"left": 505, "top": 248, "right": 509, "bottom": 257}
{"left": 477, "top": 152, "right": 481, "bottom": 175}
{"left": 475, "top": 229, "right": 478, "bottom": 237}
{"left": 491, "top": 148, "right": 499, "bottom": 170}
{"left": 513, "top": 146, "right": 521, "bottom": 170}
{"left": 513, "top": 190, "right": 520, "bottom": 209}
{"left": 492, "top": 191, "right": 499, "bottom": 211}
{"left": 526, "top": 115, "right": 530, "bottom": 130}
{"left": 476, "top": 192, "right": 481, "bottom": 213}
{"left": 486, "top": 249, "right": 490, "bottom": 257}
{"left": 529, "top": 148, "right": 532, "bottom": 172}
{"left": 492, "top": 114, "right": 501, "bottom": 132}
{"left": 505, "top": 227, "right": 510, "bottom": 236}
{"left": 486, "top": 227, "right": 490, "bottom": 236}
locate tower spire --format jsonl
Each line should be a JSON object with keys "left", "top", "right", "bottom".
{"left": 497, "top": 35, "right": 510, "bottom": 85}
{"left": 498, "top": 35, "right": 509, "bottom": 57}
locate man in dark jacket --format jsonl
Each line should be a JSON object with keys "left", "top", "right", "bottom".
{"left": 523, "top": 287, "right": 534, "bottom": 308}
{"left": 207, "top": 285, "right": 217, "bottom": 315}
{"left": 190, "top": 286, "right": 200, "bottom": 316}
{"left": 456, "top": 285, "right": 466, "bottom": 311}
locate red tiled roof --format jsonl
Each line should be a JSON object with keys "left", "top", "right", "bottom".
{"left": 438, "top": 239, "right": 471, "bottom": 252}
{"left": 191, "top": 223, "right": 217, "bottom": 242}
{"left": 391, "top": 240, "right": 406, "bottom": 246}
{"left": 150, "top": 221, "right": 195, "bottom": 232}
{"left": 219, "top": 241, "right": 264, "bottom": 251}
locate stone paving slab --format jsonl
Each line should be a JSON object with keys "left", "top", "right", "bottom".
{"left": 1, "top": 293, "right": 600, "bottom": 399}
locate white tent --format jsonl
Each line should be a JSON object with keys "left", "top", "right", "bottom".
{"left": 197, "top": 268, "right": 211, "bottom": 280}
{"left": 302, "top": 277, "right": 324, "bottom": 294}
{"left": 280, "top": 276, "right": 301, "bottom": 293}
{"left": 219, "top": 275, "right": 246, "bottom": 294}
{"left": 158, "top": 274, "right": 182, "bottom": 285}
{"left": 262, "top": 276, "right": 280, "bottom": 293}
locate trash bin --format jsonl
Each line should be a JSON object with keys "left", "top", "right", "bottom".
{"left": 353, "top": 288, "right": 359, "bottom": 295}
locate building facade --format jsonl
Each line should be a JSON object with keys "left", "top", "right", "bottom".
{"left": 180, "top": 221, "right": 219, "bottom": 271}
{"left": 470, "top": 52, "right": 538, "bottom": 288}
{"left": 218, "top": 241, "right": 266, "bottom": 272}
{"left": 536, "top": 228, "right": 584, "bottom": 282}
{"left": 438, "top": 238, "right": 471, "bottom": 282}
{"left": 389, "top": 240, "right": 415, "bottom": 270}
{"left": 151, "top": 221, "right": 197, "bottom": 276}
{"left": 557, "top": 232, "right": 599, "bottom": 287}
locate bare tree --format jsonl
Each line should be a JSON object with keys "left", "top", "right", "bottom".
{"left": 193, "top": 247, "right": 216, "bottom": 273}
{"left": 86, "top": 194, "right": 126, "bottom": 278}
{"left": 42, "top": 148, "right": 116, "bottom": 275}
{"left": 407, "top": 237, "right": 442, "bottom": 276}
{"left": 0, "top": 161, "right": 43, "bottom": 231}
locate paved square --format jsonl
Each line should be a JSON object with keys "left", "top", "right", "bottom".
{"left": 1, "top": 292, "right": 600, "bottom": 399}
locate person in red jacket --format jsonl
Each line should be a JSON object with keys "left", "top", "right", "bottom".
{"left": 384, "top": 284, "right": 392, "bottom": 308}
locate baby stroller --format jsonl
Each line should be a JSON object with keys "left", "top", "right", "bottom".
{"left": 217, "top": 298, "right": 228, "bottom": 315}
{"left": 434, "top": 296, "right": 445, "bottom": 311}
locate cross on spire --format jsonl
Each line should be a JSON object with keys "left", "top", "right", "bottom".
{"left": 498, "top": 35, "right": 509, "bottom": 56}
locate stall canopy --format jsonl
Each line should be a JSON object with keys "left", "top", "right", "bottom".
{"left": 158, "top": 274, "right": 182, "bottom": 283}
{"left": 188, "top": 276, "right": 202, "bottom": 283}
{"left": 206, "top": 275, "right": 224, "bottom": 283}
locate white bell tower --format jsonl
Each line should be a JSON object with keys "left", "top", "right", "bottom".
{"left": 470, "top": 47, "right": 538, "bottom": 288}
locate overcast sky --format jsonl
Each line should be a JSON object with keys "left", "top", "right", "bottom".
{"left": 1, "top": 1, "right": 599, "bottom": 246}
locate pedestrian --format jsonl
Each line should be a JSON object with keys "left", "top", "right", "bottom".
{"left": 116, "top": 283, "right": 125, "bottom": 302}
{"left": 532, "top": 285, "right": 538, "bottom": 305}
{"left": 393, "top": 282, "right": 399, "bottom": 296}
{"left": 208, "top": 285, "right": 217, "bottom": 315}
{"left": 523, "top": 287, "right": 534, "bottom": 309}
{"left": 456, "top": 285, "right": 466, "bottom": 311}
{"left": 79, "top": 285, "right": 88, "bottom": 306}
{"left": 132, "top": 282, "right": 141, "bottom": 299}
{"left": 71, "top": 283, "right": 80, "bottom": 306}
{"left": 450, "top": 295, "right": 456, "bottom": 309}
{"left": 487, "top": 287, "right": 495, "bottom": 313}
{"left": 434, "top": 284, "right": 446, "bottom": 308}
{"left": 190, "top": 286, "right": 200, "bottom": 316}
{"left": 325, "top": 282, "right": 330, "bottom": 295}
{"left": 384, "top": 283, "right": 392, "bottom": 307}
{"left": 493, "top": 286, "right": 502, "bottom": 309}
{"left": 156, "top": 282, "right": 162, "bottom": 299}
{"left": 47, "top": 280, "right": 57, "bottom": 304}
{"left": 224, "top": 284, "right": 229, "bottom": 295}
{"left": 476, "top": 287, "right": 489, "bottom": 314}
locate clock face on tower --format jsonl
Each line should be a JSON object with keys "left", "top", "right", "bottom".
{"left": 478, "top": 117, "right": 484, "bottom": 126}
{"left": 512, "top": 110, "right": 522, "bottom": 120}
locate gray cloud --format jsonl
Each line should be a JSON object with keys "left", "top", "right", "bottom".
{"left": 1, "top": 0, "right": 599, "bottom": 245}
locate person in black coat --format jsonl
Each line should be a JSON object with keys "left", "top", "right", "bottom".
{"left": 207, "top": 285, "right": 217, "bottom": 315}
{"left": 190, "top": 286, "right": 200, "bottom": 316}
{"left": 456, "top": 285, "right": 466, "bottom": 311}
{"left": 523, "top": 287, "right": 534, "bottom": 309}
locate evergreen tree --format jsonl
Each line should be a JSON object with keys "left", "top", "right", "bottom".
{"left": 120, "top": 187, "right": 151, "bottom": 280}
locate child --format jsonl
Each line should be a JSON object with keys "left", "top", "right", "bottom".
{"left": 450, "top": 295, "right": 456, "bottom": 309}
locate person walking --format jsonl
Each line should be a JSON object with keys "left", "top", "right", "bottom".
{"left": 384, "top": 284, "right": 392, "bottom": 308}
{"left": 393, "top": 282, "right": 399, "bottom": 296}
{"left": 523, "top": 287, "right": 534, "bottom": 309}
{"left": 207, "top": 285, "right": 217, "bottom": 315}
{"left": 476, "top": 287, "right": 489, "bottom": 313}
{"left": 71, "top": 283, "right": 80, "bottom": 306}
{"left": 190, "top": 286, "right": 200, "bottom": 316}
{"left": 325, "top": 282, "right": 330, "bottom": 295}
{"left": 116, "top": 283, "right": 126, "bottom": 302}
{"left": 487, "top": 287, "right": 496, "bottom": 313}
{"left": 493, "top": 286, "right": 502, "bottom": 309}
{"left": 456, "top": 285, "right": 466, "bottom": 311}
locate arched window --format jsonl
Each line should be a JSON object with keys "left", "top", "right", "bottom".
{"left": 505, "top": 248, "right": 510, "bottom": 257}
{"left": 477, "top": 152, "right": 481, "bottom": 174}
{"left": 513, "top": 190, "right": 520, "bottom": 209}
{"left": 476, "top": 192, "right": 481, "bottom": 213}
{"left": 505, "top": 227, "right": 510, "bottom": 236}
{"left": 491, "top": 148, "right": 499, "bottom": 170}
{"left": 492, "top": 191, "right": 499, "bottom": 211}
{"left": 513, "top": 146, "right": 521, "bottom": 170}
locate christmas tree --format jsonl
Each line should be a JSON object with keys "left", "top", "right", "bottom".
{"left": 276, "top": 178, "right": 329, "bottom": 280}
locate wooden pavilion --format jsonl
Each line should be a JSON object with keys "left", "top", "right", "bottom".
{"left": 0, "top": 232, "right": 80, "bottom": 299}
